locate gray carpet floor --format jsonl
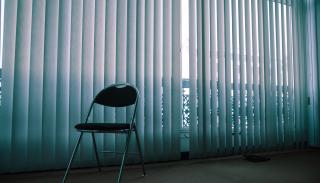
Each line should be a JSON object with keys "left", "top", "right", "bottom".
{"left": 1, "top": 149, "right": 320, "bottom": 183}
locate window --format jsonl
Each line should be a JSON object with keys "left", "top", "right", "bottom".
{"left": 181, "top": 0, "right": 190, "bottom": 129}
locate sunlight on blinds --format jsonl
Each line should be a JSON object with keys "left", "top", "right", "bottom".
{"left": 189, "top": 0, "right": 308, "bottom": 158}
{"left": 0, "top": 0, "right": 181, "bottom": 173}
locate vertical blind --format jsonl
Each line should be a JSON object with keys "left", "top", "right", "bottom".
{"left": 1, "top": 0, "right": 319, "bottom": 174}
{"left": 0, "top": 0, "right": 181, "bottom": 173}
{"left": 317, "top": 0, "right": 320, "bottom": 146}
{"left": 306, "top": 0, "right": 320, "bottom": 146}
{"left": 189, "top": 0, "right": 309, "bottom": 158}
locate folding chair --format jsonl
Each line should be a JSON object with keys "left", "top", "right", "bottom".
{"left": 62, "top": 83, "right": 145, "bottom": 183}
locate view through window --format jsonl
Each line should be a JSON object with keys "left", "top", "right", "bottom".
{"left": 181, "top": 0, "right": 190, "bottom": 153}
{"left": 181, "top": 0, "right": 190, "bottom": 130}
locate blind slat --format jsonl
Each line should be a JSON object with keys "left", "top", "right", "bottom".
{"left": 12, "top": 0, "right": 32, "bottom": 171}
{"left": 136, "top": 0, "right": 145, "bottom": 161}
{"left": 28, "top": 0, "right": 45, "bottom": 169}
{"left": 115, "top": 0, "right": 127, "bottom": 163}
{"left": 269, "top": 1, "right": 279, "bottom": 149}
{"left": 104, "top": 0, "right": 117, "bottom": 163}
{"left": 225, "top": 0, "right": 233, "bottom": 154}
{"left": 281, "top": 0, "right": 289, "bottom": 147}
{"left": 0, "top": 0, "right": 17, "bottom": 172}
{"left": 189, "top": 0, "right": 197, "bottom": 157}
{"left": 126, "top": 0, "right": 137, "bottom": 163}
{"left": 286, "top": 0, "right": 294, "bottom": 147}
{"left": 93, "top": 0, "right": 106, "bottom": 153}
{"left": 203, "top": 0, "right": 211, "bottom": 156}
{"left": 163, "top": 0, "right": 173, "bottom": 159}
{"left": 245, "top": 0, "right": 254, "bottom": 150}
{"left": 258, "top": 0, "right": 266, "bottom": 148}
{"left": 196, "top": 0, "right": 204, "bottom": 155}
{"left": 153, "top": 0, "right": 163, "bottom": 160}
{"left": 145, "top": 0, "right": 154, "bottom": 161}
{"left": 42, "top": 0, "right": 59, "bottom": 168}
{"left": 275, "top": 1, "right": 284, "bottom": 146}
{"left": 172, "top": 0, "right": 181, "bottom": 159}
{"left": 239, "top": 0, "right": 247, "bottom": 151}
{"left": 210, "top": 0, "right": 219, "bottom": 154}
{"left": 56, "top": 0, "right": 72, "bottom": 168}
{"left": 231, "top": 0, "right": 240, "bottom": 153}
{"left": 252, "top": 0, "right": 260, "bottom": 148}
{"left": 217, "top": 0, "right": 226, "bottom": 153}
{"left": 69, "top": 0, "right": 83, "bottom": 164}
{"left": 292, "top": 2, "right": 301, "bottom": 147}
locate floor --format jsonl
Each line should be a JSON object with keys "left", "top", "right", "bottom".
{"left": 1, "top": 149, "right": 320, "bottom": 183}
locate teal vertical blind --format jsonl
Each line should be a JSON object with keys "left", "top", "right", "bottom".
{"left": 317, "top": 0, "right": 320, "bottom": 146}
{"left": 306, "top": 0, "right": 320, "bottom": 146}
{"left": 0, "top": 0, "right": 181, "bottom": 173}
{"left": 317, "top": 0, "right": 320, "bottom": 145}
{"left": 189, "top": 0, "right": 309, "bottom": 158}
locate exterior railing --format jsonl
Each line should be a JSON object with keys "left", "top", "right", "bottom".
{"left": 181, "top": 78, "right": 289, "bottom": 131}
{"left": 182, "top": 79, "right": 190, "bottom": 129}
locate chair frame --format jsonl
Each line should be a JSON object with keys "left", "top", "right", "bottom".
{"left": 62, "top": 83, "right": 145, "bottom": 183}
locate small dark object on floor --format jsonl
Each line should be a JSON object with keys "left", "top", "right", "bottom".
{"left": 243, "top": 154, "right": 271, "bottom": 162}
{"left": 181, "top": 152, "right": 189, "bottom": 160}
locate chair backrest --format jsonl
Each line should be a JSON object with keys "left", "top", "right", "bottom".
{"left": 93, "top": 83, "right": 139, "bottom": 107}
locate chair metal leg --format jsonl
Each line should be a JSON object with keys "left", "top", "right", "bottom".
{"left": 62, "top": 132, "right": 83, "bottom": 183}
{"left": 134, "top": 129, "right": 146, "bottom": 176}
{"left": 117, "top": 132, "right": 132, "bottom": 183}
{"left": 91, "top": 133, "right": 101, "bottom": 171}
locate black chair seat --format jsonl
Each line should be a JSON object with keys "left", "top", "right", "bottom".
{"left": 75, "top": 123, "right": 131, "bottom": 131}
